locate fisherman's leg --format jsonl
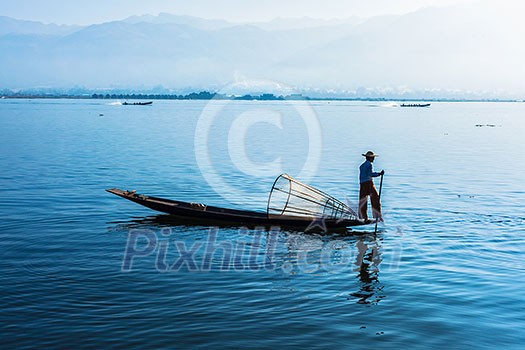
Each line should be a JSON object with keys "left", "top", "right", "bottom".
{"left": 359, "top": 196, "right": 369, "bottom": 220}
{"left": 358, "top": 183, "right": 369, "bottom": 220}
{"left": 370, "top": 184, "right": 382, "bottom": 219}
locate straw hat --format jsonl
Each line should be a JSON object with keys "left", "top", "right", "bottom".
{"left": 362, "top": 150, "right": 378, "bottom": 157}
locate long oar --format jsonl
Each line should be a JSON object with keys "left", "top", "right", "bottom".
{"left": 374, "top": 174, "right": 384, "bottom": 237}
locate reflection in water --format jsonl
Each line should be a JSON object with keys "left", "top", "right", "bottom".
{"left": 107, "top": 213, "right": 357, "bottom": 235}
{"left": 351, "top": 238, "right": 384, "bottom": 304}
{"left": 109, "top": 215, "right": 385, "bottom": 304}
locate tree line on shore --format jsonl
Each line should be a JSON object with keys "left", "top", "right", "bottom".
{"left": 90, "top": 91, "right": 309, "bottom": 101}
{"left": 2, "top": 89, "right": 516, "bottom": 102}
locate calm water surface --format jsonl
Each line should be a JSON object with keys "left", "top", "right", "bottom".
{"left": 1, "top": 99, "right": 524, "bottom": 348}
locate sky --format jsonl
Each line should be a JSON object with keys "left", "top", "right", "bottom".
{"left": 0, "top": 0, "right": 475, "bottom": 24}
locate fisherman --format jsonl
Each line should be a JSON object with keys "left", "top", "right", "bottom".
{"left": 359, "top": 151, "right": 384, "bottom": 222}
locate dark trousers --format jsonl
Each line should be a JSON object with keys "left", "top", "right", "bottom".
{"left": 359, "top": 180, "right": 381, "bottom": 220}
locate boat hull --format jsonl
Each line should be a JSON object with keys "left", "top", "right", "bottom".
{"left": 106, "top": 188, "right": 370, "bottom": 231}
{"left": 400, "top": 103, "right": 431, "bottom": 107}
{"left": 122, "top": 101, "right": 153, "bottom": 105}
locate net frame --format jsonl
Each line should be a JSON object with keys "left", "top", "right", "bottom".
{"left": 266, "top": 174, "right": 358, "bottom": 220}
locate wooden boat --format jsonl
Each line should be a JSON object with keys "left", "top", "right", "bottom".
{"left": 106, "top": 188, "right": 371, "bottom": 231}
{"left": 122, "top": 101, "right": 153, "bottom": 105}
{"left": 107, "top": 175, "right": 378, "bottom": 231}
{"left": 400, "top": 103, "right": 431, "bottom": 107}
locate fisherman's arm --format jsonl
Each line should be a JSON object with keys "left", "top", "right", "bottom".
{"left": 370, "top": 164, "right": 385, "bottom": 177}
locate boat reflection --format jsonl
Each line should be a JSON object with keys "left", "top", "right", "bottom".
{"left": 108, "top": 214, "right": 385, "bottom": 304}
{"left": 107, "top": 213, "right": 363, "bottom": 236}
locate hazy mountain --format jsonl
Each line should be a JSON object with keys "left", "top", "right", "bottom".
{"left": 1, "top": 2, "right": 524, "bottom": 97}
{"left": 271, "top": 4, "right": 525, "bottom": 93}
{"left": 122, "top": 13, "right": 360, "bottom": 32}
{"left": 251, "top": 16, "right": 363, "bottom": 31}
{"left": 0, "top": 16, "right": 81, "bottom": 36}
{"left": 122, "top": 13, "right": 234, "bottom": 31}
{"left": 0, "top": 17, "right": 356, "bottom": 89}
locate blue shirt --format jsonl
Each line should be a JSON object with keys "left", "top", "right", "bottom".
{"left": 359, "top": 160, "right": 381, "bottom": 183}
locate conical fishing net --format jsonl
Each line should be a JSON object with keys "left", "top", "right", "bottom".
{"left": 267, "top": 174, "right": 358, "bottom": 220}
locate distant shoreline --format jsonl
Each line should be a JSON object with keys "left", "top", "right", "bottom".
{"left": 0, "top": 92, "right": 519, "bottom": 103}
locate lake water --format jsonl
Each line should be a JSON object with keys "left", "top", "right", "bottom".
{"left": 1, "top": 99, "right": 524, "bottom": 348}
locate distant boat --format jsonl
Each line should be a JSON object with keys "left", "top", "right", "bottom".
{"left": 400, "top": 103, "right": 431, "bottom": 107}
{"left": 122, "top": 101, "right": 153, "bottom": 106}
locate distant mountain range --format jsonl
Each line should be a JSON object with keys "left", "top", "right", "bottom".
{"left": 1, "top": 2, "right": 524, "bottom": 99}
{"left": 0, "top": 16, "right": 81, "bottom": 36}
